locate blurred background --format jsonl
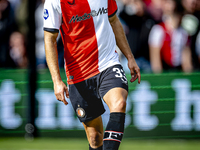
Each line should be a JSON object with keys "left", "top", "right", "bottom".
{"left": 0, "top": 0, "right": 200, "bottom": 149}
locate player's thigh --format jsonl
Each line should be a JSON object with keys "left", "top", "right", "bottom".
{"left": 103, "top": 87, "right": 128, "bottom": 113}
{"left": 98, "top": 64, "right": 128, "bottom": 113}
{"left": 82, "top": 116, "right": 104, "bottom": 145}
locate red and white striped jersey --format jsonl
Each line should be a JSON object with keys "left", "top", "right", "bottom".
{"left": 43, "top": 0, "right": 120, "bottom": 85}
{"left": 149, "top": 23, "right": 188, "bottom": 67}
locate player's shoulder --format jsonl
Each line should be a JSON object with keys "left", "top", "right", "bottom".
{"left": 44, "top": 0, "right": 61, "bottom": 13}
{"left": 53, "top": 0, "right": 61, "bottom": 7}
{"left": 45, "top": 0, "right": 60, "bottom": 4}
{"left": 44, "top": 0, "right": 60, "bottom": 8}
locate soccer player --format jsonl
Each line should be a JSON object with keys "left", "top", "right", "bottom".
{"left": 43, "top": 0, "right": 141, "bottom": 150}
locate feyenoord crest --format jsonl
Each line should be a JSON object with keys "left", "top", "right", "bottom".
{"left": 76, "top": 106, "right": 85, "bottom": 118}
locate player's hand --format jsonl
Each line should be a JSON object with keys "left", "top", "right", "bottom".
{"left": 54, "top": 80, "right": 69, "bottom": 105}
{"left": 128, "top": 57, "right": 141, "bottom": 84}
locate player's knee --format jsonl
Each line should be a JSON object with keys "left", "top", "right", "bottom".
{"left": 112, "top": 98, "right": 126, "bottom": 112}
{"left": 117, "top": 99, "right": 126, "bottom": 111}
{"left": 89, "top": 131, "right": 103, "bottom": 147}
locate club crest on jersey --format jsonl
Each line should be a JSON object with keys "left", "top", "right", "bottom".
{"left": 76, "top": 107, "right": 85, "bottom": 118}
{"left": 69, "top": 7, "right": 108, "bottom": 23}
{"left": 44, "top": 9, "right": 49, "bottom": 20}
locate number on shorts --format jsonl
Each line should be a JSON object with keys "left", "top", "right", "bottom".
{"left": 113, "top": 68, "right": 128, "bottom": 84}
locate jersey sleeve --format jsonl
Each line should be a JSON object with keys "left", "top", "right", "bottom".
{"left": 148, "top": 25, "right": 165, "bottom": 48}
{"left": 43, "top": 0, "right": 62, "bottom": 33}
{"left": 108, "top": 0, "right": 118, "bottom": 18}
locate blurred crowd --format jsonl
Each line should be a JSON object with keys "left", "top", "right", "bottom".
{"left": 118, "top": 0, "right": 200, "bottom": 73}
{"left": 0, "top": 0, "right": 200, "bottom": 73}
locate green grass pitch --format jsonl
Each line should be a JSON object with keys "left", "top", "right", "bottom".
{"left": 0, "top": 138, "right": 200, "bottom": 150}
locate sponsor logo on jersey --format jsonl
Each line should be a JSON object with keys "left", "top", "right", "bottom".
{"left": 44, "top": 9, "right": 49, "bottom": 20}
{"left": 69, "top": 7, "right": 108, "bottom": 23}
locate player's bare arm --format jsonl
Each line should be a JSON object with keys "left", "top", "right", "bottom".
{"left": 181, "top": 46, "right": 193, "bottom": 73}
{"left": 149, "top": 46, "right": 163, "bottom": 73}
{"left": 44, "top": 31, "right": 69, "bottom": 105}
{"left": 109, "top": 14, "right": 141, "bottom": 84}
